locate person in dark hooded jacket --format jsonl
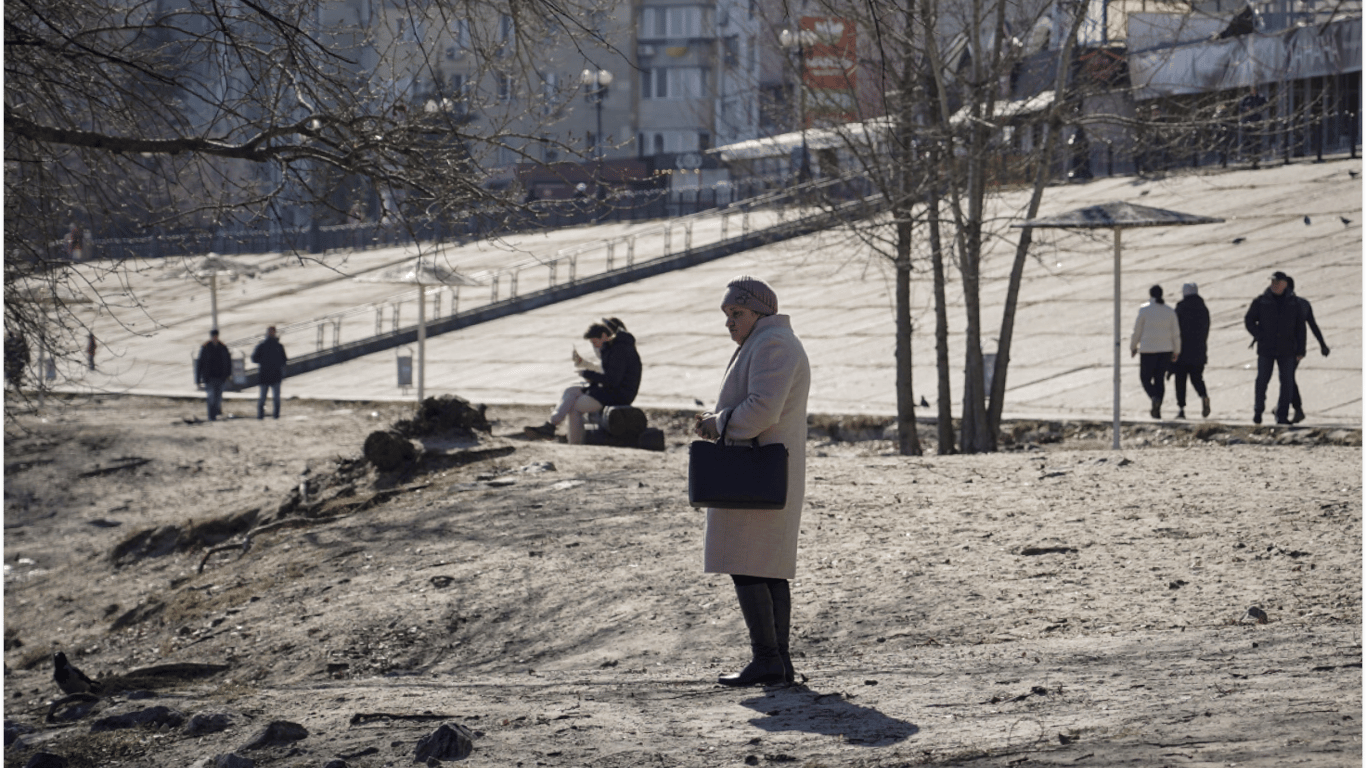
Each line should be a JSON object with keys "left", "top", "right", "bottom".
{"left": 1172, "top": 283, "right": 1211, "bottom": 419}
{"left": 526, "top": 318, "right": 642, "bottom": 444}
{"left": 1244, "top": 271, "right": 1305, "bottom": 424}
{"left": 1283, "top": 275, "right": 1330, "bottom": 423}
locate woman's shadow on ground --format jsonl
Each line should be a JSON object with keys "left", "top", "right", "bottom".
{"left": 740, "top": 684, "right": 918, "bottom": 746}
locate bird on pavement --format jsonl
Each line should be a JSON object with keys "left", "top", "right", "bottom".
{"left": 53, "top": 652, "right": 101, "bottom": 695}
{"left": 1303, "top": 215, "right": 1311, "bottom": 226}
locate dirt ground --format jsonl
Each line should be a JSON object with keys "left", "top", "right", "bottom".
{"left": 3, "top": 393, "right": 1361, "bottom": 768}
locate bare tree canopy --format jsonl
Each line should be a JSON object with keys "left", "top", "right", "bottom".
{"left": 4, "top": 0, "right": 615, "bottom": 255}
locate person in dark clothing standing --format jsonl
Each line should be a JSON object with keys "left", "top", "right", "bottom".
{"left": 251, "top": 326, "right": 288, "bottom": 420}
{"left": 1172, "top": 283, "right": 1211, "bottom": 419}
{"left": 195, "top": 329, "right": 233, "bottom": 421}
{"left": 1244, "top": 271, "right": 1305, "bottom": 424}
{"left": 1283, "top": 276, "right": 1330, "bottom": 423}
{"left": 526, "top": 317, "right": 642, "bottom": 444}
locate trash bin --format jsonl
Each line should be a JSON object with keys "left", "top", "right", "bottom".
{"left": 232, "top": 353, "right": 247, "bottom": 386}
{"left": 396, "top": 348, "right": 413, "bottom": 389}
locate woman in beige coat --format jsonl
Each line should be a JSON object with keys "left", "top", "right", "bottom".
{"left": 694, "top": 276, "right": 810, "bottom": 686}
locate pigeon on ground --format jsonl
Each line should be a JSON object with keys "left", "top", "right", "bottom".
{"left": 919, "top": 396, "right": 930, "bottom": 408}
{"left": 1303, "top": 215, "right": 1311, "bottom": 226}
{"left": 1244, "top": 606, "right": 1269, "bottom": 625}
{"left": 53, "top": 652, "right": 101, "bottom": 695}
{"left": 1341, "top": 216, "right": 1352, "bottom": 226}
{"left": 1231, "top": 237, "right": 1246, "bottom": 244}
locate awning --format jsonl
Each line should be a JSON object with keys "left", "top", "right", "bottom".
{"left": 949, "top": 90, "right": 1054, "bottom": 127}
{"left": 709, "top": 117, "right": 895, "bottom": 162}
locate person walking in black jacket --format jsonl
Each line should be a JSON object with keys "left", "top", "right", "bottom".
{"left": 251, "top": 326, "right": 288, "bottom": 420}
{"left": 1283, "top": 276, "right": 1330, "bottom": 423}
{"left": 1172, "top": 283, "right": 1211, "bottom": 419}
{"left": 195, "top": 329, "right": 233, "bottom": 421}
{"left": 1244, "top": 271, "right": 1305, "bottom": 424}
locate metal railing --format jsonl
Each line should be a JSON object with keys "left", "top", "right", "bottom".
{"left": 222, "top": 177, "right": 880, "bottom": 374}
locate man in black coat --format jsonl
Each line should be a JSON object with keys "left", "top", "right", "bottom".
{"left": 1172, "top": 283, "right": 1211, "bottom": 419}
{"left": 195, "top": 329, "right": 233, "bottom": 421}
{"left": 1243, "top": 271, "right": 1305, "bottom": 424}
{"left": 1283, "top": 276, "right": 1330, "bottom": 423}
{"left": 251, "top": 326, "right": 288, "bottom": 420}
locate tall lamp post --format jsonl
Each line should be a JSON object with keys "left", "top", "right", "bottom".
{"left": 779, "top": 27, "right": 813, "bottom": 182}
{"left": 580, "top": 68, "right": 614, "bottom": 162}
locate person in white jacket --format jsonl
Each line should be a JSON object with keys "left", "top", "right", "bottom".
{"left": 1130, "top": 284, "right": 1181, "bottom": 419}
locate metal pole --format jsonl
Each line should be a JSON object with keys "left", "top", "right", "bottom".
{"left": 210, "top": 274, "right": 219, "bottom": 331}
{"left": 417, "top": 283, "right": 426, "bottom": 402}
{"left": 1112, "top": 226, "right": 1122, "bottom": 450}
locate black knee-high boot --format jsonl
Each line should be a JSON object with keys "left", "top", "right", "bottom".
{"left": 718, "top": 580, "right": 785, "bottom": 687}
{"left": 768, "top": 579, "right": 795, "bottom": 684}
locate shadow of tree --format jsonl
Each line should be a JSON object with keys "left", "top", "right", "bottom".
{"left": 741, "top": 686, "right": 919, "bottom": 746}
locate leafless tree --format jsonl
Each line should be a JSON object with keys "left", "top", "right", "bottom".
{"left": 4, "top": 0, "right": 615, "bottom": 407}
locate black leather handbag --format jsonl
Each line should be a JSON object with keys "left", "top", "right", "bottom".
{"left": 688, "top": 423, "right": 788, "bottom": 510}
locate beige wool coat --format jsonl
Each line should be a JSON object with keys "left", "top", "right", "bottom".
{"left": 704, "top": 314, "right": 810, "bottom": 580}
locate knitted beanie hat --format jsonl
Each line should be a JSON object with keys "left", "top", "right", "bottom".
{"left": 721, "top": 275, "right": 778, "bottom": 316}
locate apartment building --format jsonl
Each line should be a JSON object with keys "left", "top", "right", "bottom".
{"left": 315, "top": 0, "right": 769, "bottom": 197}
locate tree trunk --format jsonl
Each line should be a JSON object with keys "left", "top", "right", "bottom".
{"left": 892, "top": 9, "right": 922, "bottom": 457}
{"left": 894, "top": 237, "right": 922, "bottom": 456}
{"left": 927, "top": 149, "right": 956, "bottom": 454}
{"left": 988, "top": 4, "right": 1091, "bottom": 431}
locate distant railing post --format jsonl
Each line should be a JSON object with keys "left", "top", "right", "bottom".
{"left": 392, "top": 303, "right": 401, "bottom": 332}
{"left": 316, "top": 324, "right": 325, "bottom": 352}
{"left": 548, "top": 259, "right": 558, "bottom": 287}
{"left": 332, "top": 319, "right": 342, "bottom": 348}
{"left": 606, "top": 241, "right": 615, "bottom": 271}
{"left": 375, "top": 307, "right": 383, "bottom": 336}
{"left": 628, "top": 237, "right": 636, "bottom": 266}
{"left": 452, "top": 285, "right": 460, "bottom": 315}
{"left": 569, "top": 254, "right": 577, "bottom": 283}
{"left": 664, "top": 226, "right": 671, "bottom": 255}
{"left": 490, "top": 274, "right": 500, "bottom": 302}
{"left": 743, "top": 210, "right": 750, "bottom": 236}
{"left": 720, "top": 212, "right": 728, "bottom": 241}
{"left": 510, "top": 268, "right": 519, "bottom": 297}
{"left": 684, "top": 222, "right": 693, "bottom": 253}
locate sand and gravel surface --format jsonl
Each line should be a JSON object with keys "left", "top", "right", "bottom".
{"left": 4, "top": 394, "right": 1360, "bottom": 767}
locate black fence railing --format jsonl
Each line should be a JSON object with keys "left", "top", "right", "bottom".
{"left": 66, "top": 184, "right": 799, "bottom": 264}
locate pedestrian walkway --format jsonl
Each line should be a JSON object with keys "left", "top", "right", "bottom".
{"left": 59, "top": 157, "right": 1363, "bottom": 427}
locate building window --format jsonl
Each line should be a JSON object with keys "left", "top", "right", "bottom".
{"left": 497, "top": 73, "right": 514, "bottom": 102}
{"left": 497, "top": 14, "right": 514, "bottom": 55}
{"left": 642, "top": 67, "right": 705, "bottom": 99}
{"left": 639, "top": 6, "right": 702, "bottom": 39}
{"left": 449, "top": 18, "right": 470, "bottom": 56}
{"left": 541, "top": 73, "right": 559, "bottom": 115}
{"left": 398, "top": 16, "right": 425, "bottom": 43}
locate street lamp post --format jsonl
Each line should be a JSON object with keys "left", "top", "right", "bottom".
{"left": 580, "top": 68, "right": 614, "bottom": 162}
{"left": 779, "top": 28, "right": 813, "bottom": 183}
